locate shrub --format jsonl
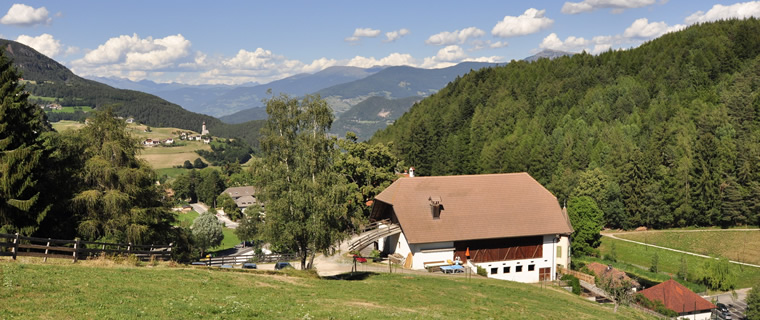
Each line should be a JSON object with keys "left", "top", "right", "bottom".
{"left": 476, "top": 266, "right": 487, "bottom": 277}
{"left": 561, "top": 274, "right": 582, "bottom": 295}
{"left": 634, "top": 293, "right": 678, "bottom": 317}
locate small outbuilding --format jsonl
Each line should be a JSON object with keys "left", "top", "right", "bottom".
{"left": 638, "top": 279, "right": 715, "bottom": 320}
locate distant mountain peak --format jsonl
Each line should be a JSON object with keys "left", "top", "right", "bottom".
{"left": 523, "top": 49, "right": 575, "bottom": 62}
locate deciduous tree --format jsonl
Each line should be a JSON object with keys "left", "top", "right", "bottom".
{"left": 567, "top": 196, "right": 604, "bottom": 257}
{"left": 256, "top": 94, "right": 352, "bottom": 269}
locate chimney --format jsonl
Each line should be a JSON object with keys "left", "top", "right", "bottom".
{"left": 409, "top": 167, "right": 415, "bottom": 177}
{"left": 429, "top": 196, "right": 442, "bottom": 219}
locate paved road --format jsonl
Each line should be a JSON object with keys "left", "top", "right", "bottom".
{"left": 188, "top": 203, "right": 238, "bottom": 228}
{"left": 710, "top": 288, "right": 750, "bottom": 320}
{"left": 602, "top": 231, "right": 760, "bottom": 269}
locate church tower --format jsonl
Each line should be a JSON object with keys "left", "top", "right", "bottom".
{"left": 201, "top": 121, "right": 209, "bottom": 135}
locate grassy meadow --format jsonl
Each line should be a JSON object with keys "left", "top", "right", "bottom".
{"left": 599, "top": 235, "right": 760, "bottom": 289}
{"left": 0, "top": 259, "right": 655, "bottom": 319}
{"left": 174, "top": 210, "right": 240, "bottom": 253}
{"left": 48, "top": 106, "right": 93, "bottom": 113}
{"left": 51, "top": 120, "right": 85, "bottom": 132}
{"left": 615, "top": 230, "right": 760, "bottom": 265}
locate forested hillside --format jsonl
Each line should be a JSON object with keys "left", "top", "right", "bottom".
{"left": 0, "top": 39, "right": 264, "bottom": 147}
{"left": 372, "top": 19, "right": 760, "bottom": 230}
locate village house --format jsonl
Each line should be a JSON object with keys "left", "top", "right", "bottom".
{"left": 366, "top": 172, "right": 573, "bottom": 283}
{"left": 221, "top": 186, "right": 257, "bottom": 210}
{"left": 585, "top": 262, "right": 640, "bottom": 290}
{"left": 163, "top": 138, "right": 174, "bottom": 145}
{"left": 638, "top": 279, "right": 715, "bottom": 320}
{"left": 125, "top": 117, "right": 135, "bottom": 124}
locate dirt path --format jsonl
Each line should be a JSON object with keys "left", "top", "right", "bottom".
{"left": 602, "top": 231, "right": 760, "bottom": 269}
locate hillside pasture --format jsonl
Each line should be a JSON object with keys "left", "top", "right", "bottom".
{"left": 614, "top": 229, "right": 760, "bottom": 266}
{"left": 599, "top": 235, "right": 760, "bottom": 289}
{"left": 48, "top": 106, "right": 93, "bottom": 113}
{"left": 0, "top": 259, "right": 654, "bottom": 319}
{"left": 138, "top": 140, "right": 211, "bottom": 169}
{"left": 51, "top": 120, "right": 85, "bottom": 132}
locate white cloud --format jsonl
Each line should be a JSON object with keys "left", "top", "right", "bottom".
{"left": 539, "top": 33, "right": 590, "bottom": 52}
{"left": 685, "top": 1, "right": 760, "bottom": 24}
{"left": 492, "top": 8, "right": 554, "bottom": 38}
{"left": 623, "top": 18, "right": 684, "bottom": 38}
{"left": 561, "top": 0, "right": 656, "bottom": 14}
{"left": 385, "top": 28, "right": 410, "bottom": 42}
{"left": 16, "top": 33, "right": 61, "bottom": 57}
{"left": 0, "top": 4, "right": 51, "bottom": 26}
{"left": 346, "top": 53, "right": 417, "bottom": 68}
{"left": 345, "top": 27, "right": 381, "bottom": 42}
{"left": 425, "top": 27, "right": 485, "bottom": 45}
{"left": 76, "top": 33, "right": 191, "bottom": 69}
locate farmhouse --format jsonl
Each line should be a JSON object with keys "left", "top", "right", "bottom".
{"left": 221, "top": 186, "right": 257, "bottom": 210}
{"left": 368, "top": 172, "right": 573, "bottom": 283}
{"left": 638, "top": 279, "right": 715, "bottom": 320}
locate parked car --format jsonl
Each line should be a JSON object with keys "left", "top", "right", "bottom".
{"left": 717, "top": 303, "right": 729, "bottom": 313}
{"left": 275, "top": 262, "right": 293, "bottom": 270}
{"left": 242, "top": 263, "right": 257, "bottom": 269}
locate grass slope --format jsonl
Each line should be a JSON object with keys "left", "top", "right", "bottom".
{"left": 599, "top": 236, "right": 760, "bottom": 289}
{"left": 615, "top": 230, "right": 760, "bottom": 265}
{"left": 0, "top": 260, "right": 653, "bottom": 319}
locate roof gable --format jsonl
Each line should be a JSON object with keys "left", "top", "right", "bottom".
{"left": 639, "top": 279, "right": 716, "bottom": 313}
{"left": 373, "top": 172, "right": 573, "bottom": 244}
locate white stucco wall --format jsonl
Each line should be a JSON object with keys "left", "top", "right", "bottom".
{"left": 683, "top": 311, "right": 712, "bottom": 320}
{"left": 409, "top": 242, "right": 455, "bottom": 270}
{"left": 556, "top": 235, "right": 570, "bottom": 270}
{"left": 385, "top": 232, "right": 566, "bottom": 283}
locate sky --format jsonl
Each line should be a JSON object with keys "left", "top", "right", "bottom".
{"left": 0, "top": 1, "right": 759, "bottom": 85}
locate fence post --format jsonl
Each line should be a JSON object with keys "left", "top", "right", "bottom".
{"left": 12, "top": 233, "right": 19, "bottom": 260}
{"left": 127, "top": 242, "right": 132, "bottom": 254}
{"left": 44, "top": 238, "right": 51, "bottom": 262}
{"left": 73, "top": 238, "right": 80, "bottom": 263}
{"left": 167, "top": 243, "right": 173, "bottom": 261}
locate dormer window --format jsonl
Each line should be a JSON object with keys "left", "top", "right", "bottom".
{"left": 429, "top": 196, "right": 443, "bottom": 219}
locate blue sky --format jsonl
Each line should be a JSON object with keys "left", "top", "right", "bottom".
{"left": 0, "top": 1, "right": 758, "bottom": 85}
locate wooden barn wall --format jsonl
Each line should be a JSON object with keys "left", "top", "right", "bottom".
{"left": 454, "top": 236, "right": 543, "bottom": 263}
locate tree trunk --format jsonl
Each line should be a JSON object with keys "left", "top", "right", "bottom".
{"left": 307, "top": 251, "right": 316, "bottom": 270}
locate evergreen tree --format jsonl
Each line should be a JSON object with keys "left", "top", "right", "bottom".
{"left": 73, "top": 108, "right": 174, "bottom": 244}
{"left": 0, "top": 51, "right": 51, "bottom": 235}
{"left": 196, "top": 169, "right": 224, "bottom": 206}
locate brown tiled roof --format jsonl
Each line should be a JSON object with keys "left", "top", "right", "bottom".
{"left": 586, "top": 262, "right": 640, "bottom": 288}
{"left": 372, "top": 172, "right": 573, "bottom": 244}
{"left": 639, "top": 279, "right": 716, "bottom": 314}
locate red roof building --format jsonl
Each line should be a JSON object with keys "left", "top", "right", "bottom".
{"left": 639, "top": 279, "right": 715, "bottom": 319}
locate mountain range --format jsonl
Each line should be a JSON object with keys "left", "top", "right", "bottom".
{"left": 0, "top": 39, "right": 265, "bottom": 147}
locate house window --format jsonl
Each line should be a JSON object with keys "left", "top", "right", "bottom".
{"left": 557, "top": 246, "right": 562, "bottom": 258}
{"left": 503, "top": 266, "right": 510, "bottom": 273}
{"left": 516, "top": 266, "right": 523, "bottom": 272}
{"left": 528, "top": 264, "right": 535, "bottom": 271}
{"left": 490, "top": 267, "right": 498, "bottom": 275}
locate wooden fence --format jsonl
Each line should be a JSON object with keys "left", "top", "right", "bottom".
{"left": 558, "top": 266, "right": 596, "bottom": 283}
{"left": 194, "top": 253, "right": 298, "bottom": 267}
{"left": 0, "top": 232, "right": 172, "bottom": 262}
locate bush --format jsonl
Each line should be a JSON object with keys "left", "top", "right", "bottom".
{"left": 634, "top": 293, "right": 678, "bottom": 317}
{"left": 476, "top": 266, "right": 487, "bottom": 277}
{"left": 562, "top": 274, "right": 582, "bottom": 295}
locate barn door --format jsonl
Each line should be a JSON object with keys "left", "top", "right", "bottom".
{"left": 539, "top": 267, "right": 551, "bottom": 281}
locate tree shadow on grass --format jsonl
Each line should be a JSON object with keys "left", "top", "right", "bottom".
{"left": 323, "top": 271, "right": 379, "bottom": 281}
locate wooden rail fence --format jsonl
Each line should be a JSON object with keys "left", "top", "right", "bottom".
{"left": 0, "top": 232, "right": 172, "bottom": 262}
{"left": 194, "top": 253, "right": 298, "bottom": 267}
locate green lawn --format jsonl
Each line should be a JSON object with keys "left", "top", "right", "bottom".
{"left": 0, "top": 259, "right": 655, "bottom": 319}
{"left": 173, "top": 210, "right": 239, "bottom": 253}
{"left": 48, "top": 106, "right": 93, "bottom": 113}
{"left": 615, "top": 230, "right": 760, "bottom": 265}
{"left": 599, "top": 236, "right": 760, "bottom": 289}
